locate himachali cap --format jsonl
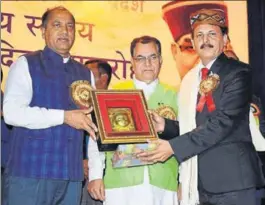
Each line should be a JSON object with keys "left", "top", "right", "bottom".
{"left": 162, "top": 1, "right": 228, "bottom": 42}
{"left": 190, "top": 8, "right": 227, "bottom": 29}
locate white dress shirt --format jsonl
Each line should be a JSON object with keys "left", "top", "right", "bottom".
{"left": 3, "top": 55, "right": 95, "bottom": 129}
{"left": 88, "top": 135, "right": 106, "bottom": 181}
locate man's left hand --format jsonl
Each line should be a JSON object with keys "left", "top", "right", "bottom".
{"left": 136, "top": 139, "right": 174, "bottom": 163}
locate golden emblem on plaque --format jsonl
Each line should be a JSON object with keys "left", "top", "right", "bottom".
{"left": 108, "top": 108, "right": 136, "bottom": 132}
{"left": 199, "top": 74, "right": 220, "bottom": 96}
{"left": 155, "top": 105, "right": 177, "bottom": 120}
{"left": 70, "top": 80, "right": 92, "bottom": 108}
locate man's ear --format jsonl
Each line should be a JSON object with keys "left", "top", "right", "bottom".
{"left": 41, "top": 27, "right": 45, "bottom": 39}
{"left": 131, "top": 57, "right": 135, "bottom": 72}
{"left": 159, "top": 55, "right": 163, "bottom": 66}
{"left": 191, "top": 39, "right": 195, "bottom": 50}
{"left": 223, "top": 34, "right": 228, "bottom": 46}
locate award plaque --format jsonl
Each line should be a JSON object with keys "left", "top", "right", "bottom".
{"left": 90, "top": 90, "right": 158, "bottom": 144}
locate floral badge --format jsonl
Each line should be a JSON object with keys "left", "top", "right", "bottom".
{"left": 199, "top": 73, "right": 220, "bottom": 96}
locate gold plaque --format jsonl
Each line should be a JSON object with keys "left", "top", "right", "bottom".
{"left": 108, "top": 108, "right": 136, "bottom": 132}
{"left": 199, "top": 74, "right": 220, "bottom": 96}
{"left": 70, "top": 80, "right": 92, "bottom": 108}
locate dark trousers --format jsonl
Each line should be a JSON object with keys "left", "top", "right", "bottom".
{"left": 256, "top": 188, "right": 265, "bottom": 205}
{"left": 1, "top": 167, "right": 5, "bottom": 205}
{"left": 199, "top": 188, "right": 256, "bottom": 205}
{"left": 3, "top": 176, "right": 82, "bottom": 205}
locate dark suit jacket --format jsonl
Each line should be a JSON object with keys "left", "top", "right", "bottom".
{"left": 165, "top": 53, "right": 265, "bottom": 193}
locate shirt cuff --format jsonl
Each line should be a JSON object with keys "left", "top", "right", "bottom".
{"left": 48, "top": 109, "right": 64, "bottom": 126}
{"left": 89, "top": 168, "right": 104, "bottom": 182}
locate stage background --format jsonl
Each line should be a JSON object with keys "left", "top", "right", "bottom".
{"left": 1, "top": 1, "right": 248, "bottom": 91}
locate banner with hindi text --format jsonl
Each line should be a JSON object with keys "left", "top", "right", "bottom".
{"left": 1, "top": 1, "right": 248, "bottom": 91}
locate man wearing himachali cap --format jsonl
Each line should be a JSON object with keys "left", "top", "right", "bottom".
{"left": 137, "top": 8, "right": 265, "bottom": 205}
{"left": 162, "top": 0, "right": 237, "bottom": 81}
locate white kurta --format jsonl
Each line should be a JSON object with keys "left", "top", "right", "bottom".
{"left": 104, "top": 168, "right": 178, "bottom": 205}
{"left": 88, "top": 77, "right": 178, "bottom": 205}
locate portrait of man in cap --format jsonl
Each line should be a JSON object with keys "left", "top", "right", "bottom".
{"left": 162, "top": 0, "right": 237, "bottom": 81}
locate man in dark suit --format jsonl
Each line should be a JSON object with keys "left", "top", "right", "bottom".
{"left": 138, "top": 8, "right": 265, "bottom": 205}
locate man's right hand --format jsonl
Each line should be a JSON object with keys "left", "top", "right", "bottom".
{"left": 64, "top": 107, "right": 98, "bottom": 140}
{"left": 88, "top": 179, "right": 105, "bottom": 201}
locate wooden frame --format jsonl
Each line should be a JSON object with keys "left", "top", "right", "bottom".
{"left": 90, "top": 90, "right": 158, "bottom": 144}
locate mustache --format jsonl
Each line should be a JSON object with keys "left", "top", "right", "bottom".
{"left": 200, "top": 44, "right": 214, "bottom": 49}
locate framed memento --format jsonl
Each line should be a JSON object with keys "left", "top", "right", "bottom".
{"left": 90, "top": 90, "right": 158, "bottom": 144}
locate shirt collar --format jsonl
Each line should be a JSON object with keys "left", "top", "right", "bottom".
{"left": 63, "top": 57, "right": 70, "bottom": 63}
{"left": 133, "top": 77, "right": 158, "bottom": 89}
{"left": 133, "top": 77, "right": 159, "bottom": 100}
{"left": 198, "top": 57, "right": 217, "bottom": 70}
{"left": 197, "top": 58, "right": 217, "bottom": 79}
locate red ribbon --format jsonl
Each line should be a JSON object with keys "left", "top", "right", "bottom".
{"left": 196, "top": 67, "right": 216, "bottom": 112}
{"left": 196, "top": 92, "right": 216, "bottom": 112}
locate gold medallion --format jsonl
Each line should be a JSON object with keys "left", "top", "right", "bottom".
{"left": 108, "top": 108, "right": 136, "bottom": 132}
{"left": 155, "top": 105, "right": 177, "bottom": 120}
{"left": 70, "top": 80, "right": 92, "bottom": 108}
{"left": 199, "top": 74, "right": 220, "bottom": 96}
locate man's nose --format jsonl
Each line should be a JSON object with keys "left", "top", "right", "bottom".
{"left": 203, "top": 34, "right": 209, "bottom": 44}
{"left": 61, "top": 24, "right": 69, "bottom": 34}
{"left": 144, "top": 57, "right": 151, "bottom": 66}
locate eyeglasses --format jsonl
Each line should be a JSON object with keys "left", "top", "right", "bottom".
{"left": 176, "top": 43, "right": 194, "bottom": 52}
{"left": 133, "top": 54, "right": 160, "bottom": 64}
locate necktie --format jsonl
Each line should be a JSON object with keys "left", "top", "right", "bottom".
{"left": 196, "top": 67, "right": 216, "bottom": 112}
{"left": 201, "top": 67, "right": 209, "bottom": 80}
